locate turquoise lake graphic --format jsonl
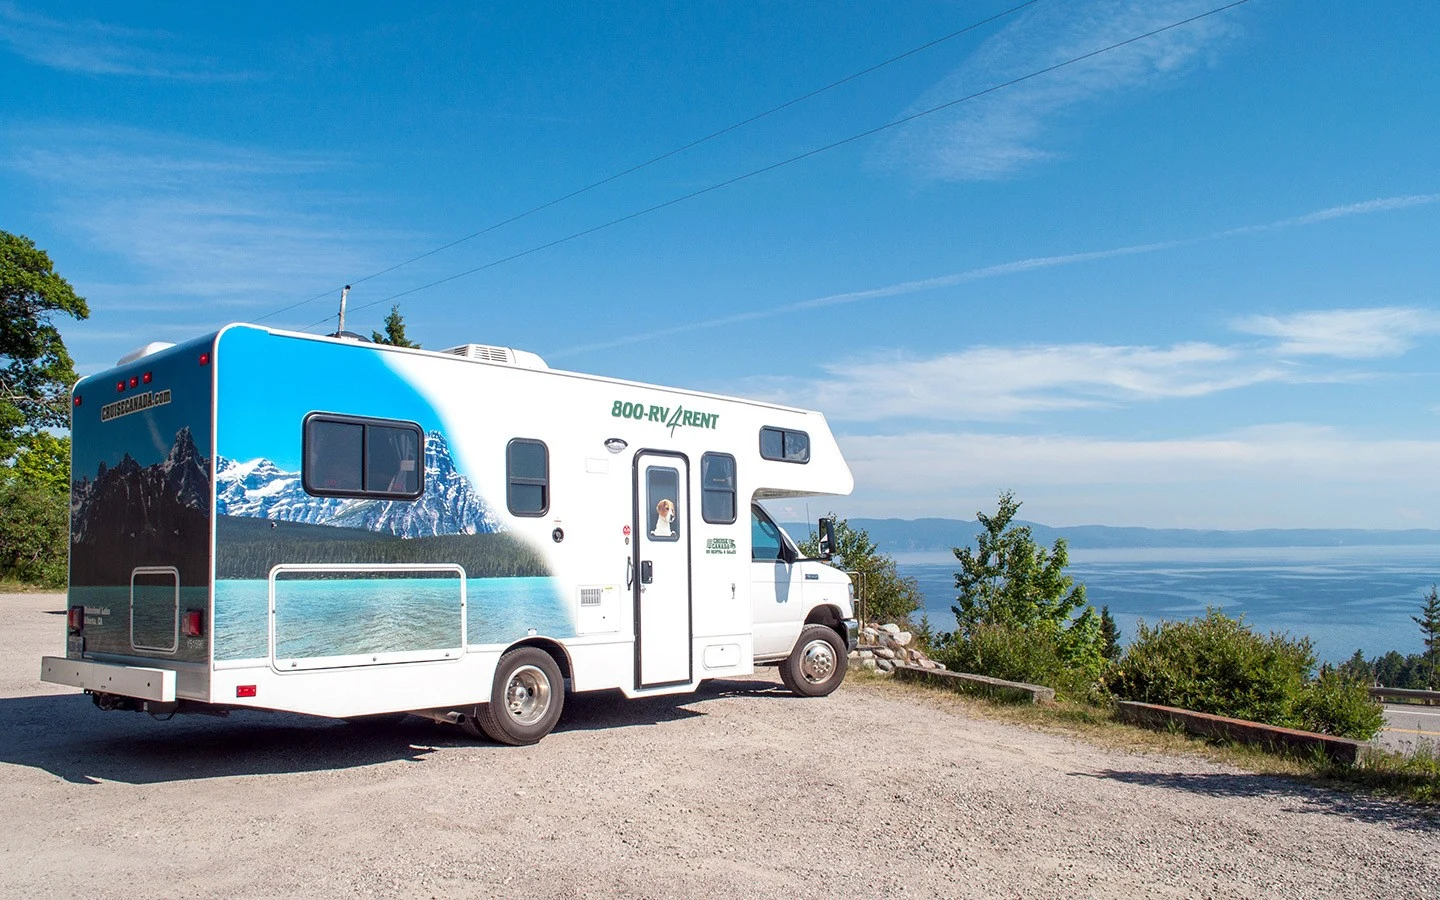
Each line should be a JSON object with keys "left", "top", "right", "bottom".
{"left": 213, "top": 575, "right": 571, "bottom": 660}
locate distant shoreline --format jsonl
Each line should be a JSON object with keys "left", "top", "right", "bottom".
{"left": 782, "top": 517, "right": 1440, "bottom": 553}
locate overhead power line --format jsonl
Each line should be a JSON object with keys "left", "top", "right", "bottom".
{"left": 255, "top": 0, "right": 1041, "bottom": 324}
{"left": 309, "top": 0, "right": 1251, "bottom": 331}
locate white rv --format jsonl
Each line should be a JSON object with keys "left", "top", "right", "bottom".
{"left": 42, "top": 324, "right": 857, "bottom": 744}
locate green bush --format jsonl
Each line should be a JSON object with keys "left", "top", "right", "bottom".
{"left": 1295, "top": 668, "right": 1385, "bottom": 740}
{"left": 1108, "top": 608, "right": 1383, "bottom": 741}
{"left": 936, "top": 622, "right": 1104, "bottom": 703}
{"left": 0, "top": 478, "right": 68, "bottom": 587}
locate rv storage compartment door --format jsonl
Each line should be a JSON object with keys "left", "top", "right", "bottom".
{"left": 268, "top": 564, "right": 465, "bottom": 671}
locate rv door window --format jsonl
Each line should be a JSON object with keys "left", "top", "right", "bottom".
{"left": 507, "top": 439, "right": 549, "bottom": 516}
{"left": 759, "top": 426, "right": 810, "bottom": 464}
{"left": 700, "top": 453, "right": 736, "bottom": 524}
{"left": 303, "top": 414, "right": 424, "bottom": 499}
{"left": 646, "top": 466, "right": 681, "bottom": 542}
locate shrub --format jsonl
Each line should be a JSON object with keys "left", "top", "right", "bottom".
{"left": 936, "top": 622, "right": 1104, "bottom": 703}
{"left": 1108, "top": 608, "right": 1384, "bottom": 741}
{"left": 0, "top": 477, "right": 68, "bottom": 587}
{"left": 1295, "top": 668, "right": 1384, "bottom": 740}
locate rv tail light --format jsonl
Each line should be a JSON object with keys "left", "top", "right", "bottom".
{"left": 199, "top": 352, "right": 210, "bottom": 366}
{"left": 236, "top": 685, "right": 257, "bottom": 698}
{"left": 67, "top": 606, "right": 85, "bottom": 633}
{"left": 181, "top": 609, "right": 205, "bottom": 638}
{"left": 142, "top": 372, "right": 153, "bottom": 384}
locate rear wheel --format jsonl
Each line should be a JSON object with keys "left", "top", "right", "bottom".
{"left": 466, "top": 647, "right": 565, "bottom": 745}
{"left": 780, "top": 624, "right": 847, "bottom": 697}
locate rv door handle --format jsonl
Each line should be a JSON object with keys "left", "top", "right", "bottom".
{"left": 626, "top": 557, "right": 633, "bottom": 590}
{"left": 640, "top": 560, "right": 654, "bottom": 584}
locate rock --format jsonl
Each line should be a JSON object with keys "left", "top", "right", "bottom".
{"left": 907, "top": 649, "right": 922, "bottom": 661}
{"left": 860, "top": 659, "right": 877, "bottom": 671}
{"left": 881, "top": 624, "right": 901, "bottom": 635}
{"left": 893, "top": 632, "right": 912, "bottom": 646}
{"left": 875, "top": 658, "right": 895, "bottom": 672}
{"left": 874, "top": 647, "right": 895, "bottom": 660}
{"left": 859, "top": 650, "right": 874, "bottom": 660}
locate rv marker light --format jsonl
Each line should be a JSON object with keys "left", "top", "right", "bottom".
{"left": 116, "top": 381, "right": 125, "bottom": 392}
{"left": 142, "top": 372, "right": 152, "bottom": 384}
{"left": 73, "top": 396, "right": 82, "bottom": 407}
{"left": 129, "top": 376, "right": 139, "bottom": 388}
{"left": 237, "top": 685, "right": 257, "bottom": 698}
{"left": 67, "top": 607, "right": 84, "bottom": 633}
{"left": 199, "top": 352, "right": 210, "bottom": 366}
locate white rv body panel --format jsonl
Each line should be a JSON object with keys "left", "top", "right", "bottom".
{"left": 48, "top": 324, "right": 856, "bottom": 727}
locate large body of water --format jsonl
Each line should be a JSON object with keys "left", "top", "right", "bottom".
{"left": 895, "top": 545, "right": 1440, "bottom": 664}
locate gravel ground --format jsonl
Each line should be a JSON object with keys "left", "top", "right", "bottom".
{"left": 2, "top": 591, "right": 1436, "bottom": 899}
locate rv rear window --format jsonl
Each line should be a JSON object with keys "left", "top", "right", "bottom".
{"left": 303, "top": 414, "right": 424, "bottom": 500}
{"left": 700, "top": 453, "right": 736, "bottom": 524}
{"left": 759, "top": 427, "right": 810, "bottom": 464}
{"left": 507, "top": 439, "right": 549, "bottom": 516}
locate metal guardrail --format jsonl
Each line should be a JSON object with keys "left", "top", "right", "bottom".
{"left": 1369, "top": 686, "right": 1440, "bottom": 705}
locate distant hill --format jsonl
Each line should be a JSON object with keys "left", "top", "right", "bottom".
{"left": 780, "top": 518, "right": 1440, "bottom": 552}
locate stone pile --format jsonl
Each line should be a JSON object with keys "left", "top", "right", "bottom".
{"left": 851, "top": 622, "right": 946, "bottom": 674}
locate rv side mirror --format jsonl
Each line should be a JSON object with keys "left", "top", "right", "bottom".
{"left": 817, "top": 517, "right": 836, "bottom": 561}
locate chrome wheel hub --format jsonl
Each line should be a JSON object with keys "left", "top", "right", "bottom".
{"left": 799, "top": 640, "right": 835, "bottom": 683}
{"left": 504, "top": 664, "right": 551, "bottom": 725}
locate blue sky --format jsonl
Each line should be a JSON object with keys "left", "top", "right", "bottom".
{"left": 4, "top": 1, "right": 1439, "bottom": 528}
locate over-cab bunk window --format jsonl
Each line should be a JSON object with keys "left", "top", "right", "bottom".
{"left": 507, "top": 438, "right": 549, "bottom": 516}
{"left": 303, "top": 413, "right": 424, "bottom": 499}
{"left": 700, "top": 453, "right": 736, "bottom": 524}
{"left": 759, "top": 426, "right": 810, "bottom": 464}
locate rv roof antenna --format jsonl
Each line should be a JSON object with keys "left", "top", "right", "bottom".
{"left": 337, "top": 285, "right": 351, "bottom": 334}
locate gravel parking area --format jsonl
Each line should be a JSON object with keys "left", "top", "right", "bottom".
{"left": 2, "top": 591, "right": 1436, "bottom": 898}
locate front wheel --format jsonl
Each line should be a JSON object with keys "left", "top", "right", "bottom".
{"left": 465, "top": 647, "right": 565, "bottom": 745}
{"left": 779, "top": 624, "right": 847, "bottom": 697}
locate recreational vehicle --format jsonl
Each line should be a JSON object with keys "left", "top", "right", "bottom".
{"left": 42, "top": 324, "right": 857, "bottom": 744}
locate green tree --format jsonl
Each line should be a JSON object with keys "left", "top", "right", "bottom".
{"left": 951, "top": 490, "right": 1101, "bottom": 672}
{"left": 1099, "top": 605, "right": 1122, "bottom": 662}
{"left": 1414, "top": 585, "right": 1440, "bottom": 690}
{"left": 1, "top": 230, "right": 89, "bottom": 461}
{"left": 372, "top": 304, "right": 420, "bottom": 348}
{"left": 800, "top": 514, "right": 922, "bottom": 626}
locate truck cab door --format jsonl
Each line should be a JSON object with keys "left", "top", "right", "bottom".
{"left": 749, "top": 505, "right": 804, "bottom": 658}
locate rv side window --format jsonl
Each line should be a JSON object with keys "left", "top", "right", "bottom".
{"left": 700, "top": 453, "right": 736, "bottom": 524}
{"left": 303, "top": 414, "right": 424, "bottom": 499}
{"left": 759, "top": 426, "right": 810, "bottom": 463}
{"left": 507, "top": 439, "right": 549, "bottom": 516}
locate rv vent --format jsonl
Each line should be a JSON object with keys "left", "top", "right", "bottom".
{"left": 439, "top": 343, "right": 549, "bottom": 370}
{"left": 579, "top": 588, "right": 604, "bottom": 607}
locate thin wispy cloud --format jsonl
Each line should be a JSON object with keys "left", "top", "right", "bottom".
{"left": 837, "top": 425, "right": 1440, "bottom": 526}
{"left": 0, "top": 2, "right": 247, "bottom": 80}
{"left": 1233, "top": 307, "right": 1440, "bottom": 359}
{"left": 743, "top": 342, "right": 1284, "bottom": 422}
{"left": 883, "top": 0, "right": 1245, "bottom": 181}
{"left": 4, "top": 126, "right": 398, "bottom": 313}
{"left": 551, "top": 191, "right": 1440, "bottom": 359}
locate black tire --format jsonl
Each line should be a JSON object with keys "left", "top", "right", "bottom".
{"left": 781, "top": 624, "right": 848, "bottom": 697}
{"left": 467, "top": 647, "right": 565, "bottom": 745}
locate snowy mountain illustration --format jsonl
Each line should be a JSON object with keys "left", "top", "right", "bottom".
{"left": 215, "top": 430, "right": 502, "bottom": 538}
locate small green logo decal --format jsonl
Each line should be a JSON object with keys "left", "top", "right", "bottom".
{"left": 705, "top": 538, "right": 736, "bottom": 555}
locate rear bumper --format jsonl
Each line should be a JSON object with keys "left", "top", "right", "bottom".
{"left": 40, "top": 656, "right": 177, "bottom": 703}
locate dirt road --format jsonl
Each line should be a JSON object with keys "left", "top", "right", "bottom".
{"left": 1, "top": 591, "right": 1435, "bottom": 898}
